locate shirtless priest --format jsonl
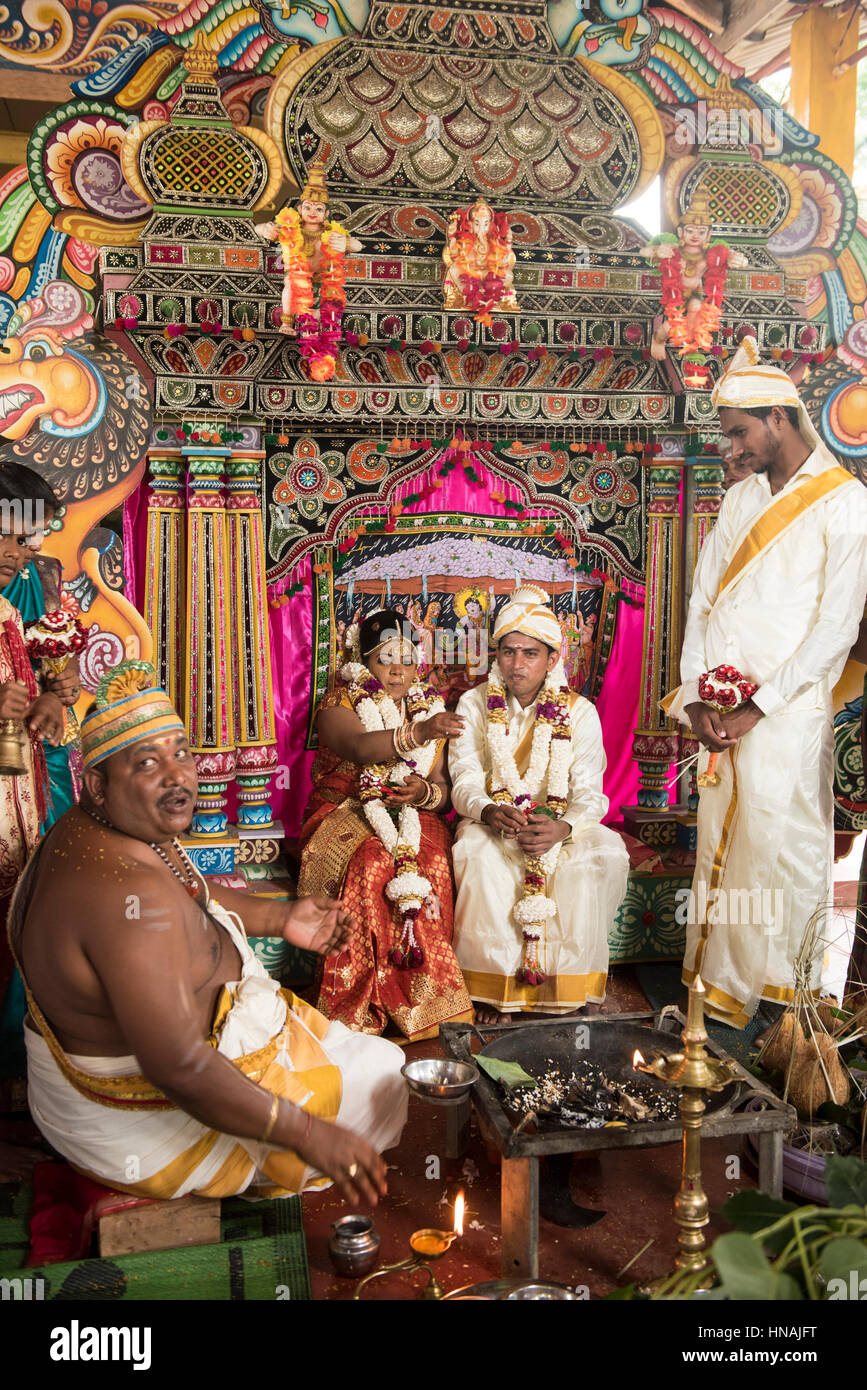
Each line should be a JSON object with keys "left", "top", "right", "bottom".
{"left": 10, "top": 662, "right": 407, "bottom": 1205}
{"left": 449, "top": 586, "right": 629, "bottom": 1020}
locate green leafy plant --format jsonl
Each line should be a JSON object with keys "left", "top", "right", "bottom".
{"left": 649, "top": 1154, "right": 867, "bottom": 1300}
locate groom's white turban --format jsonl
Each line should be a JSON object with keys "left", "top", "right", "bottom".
{"left": 493, "top": 584, "right": 561, "bottom": 649}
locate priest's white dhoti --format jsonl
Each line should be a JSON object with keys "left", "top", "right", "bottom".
{"left": 22, "top": 899, "right": 408, "bottom": 1199}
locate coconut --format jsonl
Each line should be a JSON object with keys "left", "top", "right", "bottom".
{"left": 845, "top": 997, "right": 867, "bottom": 1036}
{"left": 761, "top": 1010, "right": 805, "bottom": 1075}
{"left": 816, "top": 998, "right": 842, "bottom": 1035}
{"left": 786, "top": 1033, "right": 850, "bottom": 1117}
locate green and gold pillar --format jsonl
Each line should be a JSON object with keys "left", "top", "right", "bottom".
{"left": 143, "top": 446, "right": 186, "bottom": 710}
{"left": 623, "top": 447, "right": 685, "bottom": 846}
{"left": 680, "top": 452, "right": 724, "bottom": 823}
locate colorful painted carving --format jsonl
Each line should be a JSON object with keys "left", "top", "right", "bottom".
{"left": 442, "top": 199, "right": 518, "bottom": 325}
{"left": 255, "top": 162, "right": 361, "bottom": 382}
{"left": 642, "top": 193, "right": 746, "bottom": 360}
{"left": 570, "top": 0, "right": 657, "bottom": 68}
{"left": 454, "top": 584, "right": 490, "bottom": 681}
{"left": 0, "top": 281, "right": 153, "bottom": 712}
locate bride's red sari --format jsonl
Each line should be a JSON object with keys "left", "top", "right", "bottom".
{"left": 297, "top": 690, "right": 473, "bottom": 1041}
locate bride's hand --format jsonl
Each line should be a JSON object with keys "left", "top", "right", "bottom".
{"left": 415, "top": 711, "right": 465, "bottom": 744}
{"left": 387, "top": 773, "right": 428, "bottom": 806}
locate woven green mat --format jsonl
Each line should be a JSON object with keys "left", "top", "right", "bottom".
{"left": 0, "top": 1185, "right": 311, "bottom": 1301}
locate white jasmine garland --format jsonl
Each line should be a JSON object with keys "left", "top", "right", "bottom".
{"left": 485, "top": 658, "right": 572, "bottom": 982}
{"left": 342, "top": 660, "right": 445, "bottom": 964}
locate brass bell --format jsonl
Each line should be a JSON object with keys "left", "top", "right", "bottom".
{"left": 0, "top": 719, "right": 26, "bottom": 776}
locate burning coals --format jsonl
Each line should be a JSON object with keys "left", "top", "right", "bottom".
{"left": 502, "top": 1059, "right": 680, "bottom": 1130}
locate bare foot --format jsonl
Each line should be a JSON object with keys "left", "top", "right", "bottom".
{"left": 474, "top": 1003, "right": 511, "bottom": 1026}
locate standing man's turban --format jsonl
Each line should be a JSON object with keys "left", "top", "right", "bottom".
{"left": 711, "top": 335, "right": 823, "bottom": 452}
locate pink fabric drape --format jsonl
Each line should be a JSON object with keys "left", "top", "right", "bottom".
{"left": 124, "top": 460, "right": 650, "bottom": 837}
{"left": 268, "top": 554, "right": 316, "bottom": 837}
{"left": 393, "top": 455, "right": 527, "bottom": 516}
{"left": 122, "top": 480, "right": 149, "bottom": 617}
{"left": 595, "top": 579, "right": 645, "bottom": 819}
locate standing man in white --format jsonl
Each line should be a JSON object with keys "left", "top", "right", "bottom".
{"left": 449, "top": 585, "right": 629, "bottom": 1023}
{"left": 664, "top": 338, "right": 867, "bottom": 1028}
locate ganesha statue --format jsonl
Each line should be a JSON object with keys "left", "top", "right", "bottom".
{"left": 442, "top": 198, "right": 519, "bottom": 324}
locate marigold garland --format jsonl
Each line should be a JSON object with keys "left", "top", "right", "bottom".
{"left": 657, "top": 243, "right": 732, "bottom": 355}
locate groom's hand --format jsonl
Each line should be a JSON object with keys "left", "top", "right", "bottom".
{"left": 482, "top": 804, "right": 527, "bottom": 837}
{"left": 717, "top": 700, "right": 763, "bottom": 741}
{"left": 516, "top": 813, "right": 570, "bottom": 855}
{"left": 282, "top": 896, "right": 354, "bottom": 955}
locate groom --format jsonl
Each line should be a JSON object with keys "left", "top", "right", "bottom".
{"left": 449, "top": 585, "right": 629, "bottom": 1022}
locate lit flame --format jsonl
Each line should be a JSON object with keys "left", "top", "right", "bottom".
{"left": 454, "top": 1191, "right": 465, "bottom": 1236}
{"left": 633, "top": 1050, "right": 645, "bottom": 1068}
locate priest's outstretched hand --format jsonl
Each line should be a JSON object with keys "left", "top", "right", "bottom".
{"left": 281, "top": 896, "right": 355, "bottom": 955}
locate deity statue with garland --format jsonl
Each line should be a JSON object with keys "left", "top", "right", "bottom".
{"left": 255, "top": 163, "right": 362, "bottom": 381}
{"left": 442, "top": 198, "right": 519, "bottom": 323}
{"left": 642, "top": 192, "right": 747, "bottom": 360}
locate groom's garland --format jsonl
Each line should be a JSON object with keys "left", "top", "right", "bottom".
{"left": 486, "top": 659, "right": 572, "bottom": 985}
{"left": 341, "top": 658, "right": 443, "bottom": 969}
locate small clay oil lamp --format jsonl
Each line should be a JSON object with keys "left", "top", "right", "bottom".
{"left": 354, "top": 1192, "right": 464, "bottom": 1300}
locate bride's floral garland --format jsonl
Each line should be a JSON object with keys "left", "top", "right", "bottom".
{"left": 486, "top": 659, "right": 572, "bottom": 985}
{"left": 341, "top": 658, "right": 443, "bottom": 969}
{"left": 275, "top": 208, "right": 348, "bottom": 383}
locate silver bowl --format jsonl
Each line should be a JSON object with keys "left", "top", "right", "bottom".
{"left": 501, "top": 1282, "right": 582, "bottom": 1300}
{"left": 401, "top": 1058, "right": 479, "bottom": 1102}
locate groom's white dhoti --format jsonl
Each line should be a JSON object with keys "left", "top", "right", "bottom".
{"left": 450, "top": 684, "right": 629, "bottom": 1014}
{"left": 665, "top": 443, "right": 867, "bottom": 1026}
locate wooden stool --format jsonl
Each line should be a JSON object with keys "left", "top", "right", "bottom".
{"left": 96, "top": 1194, "right": 221, "bottom": 1258}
